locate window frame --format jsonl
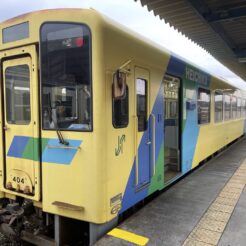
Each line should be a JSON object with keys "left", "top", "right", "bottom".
{"left": 39, "top": 21, "right": 93, "bottom": 132}
{"left": 197, "top": 87, "right": 211, "bottom": 125}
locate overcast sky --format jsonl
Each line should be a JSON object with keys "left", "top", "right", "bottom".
{"left": 1, "top": 0, "right": 246, "bottom": 89}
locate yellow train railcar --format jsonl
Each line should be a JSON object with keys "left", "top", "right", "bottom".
{"left": 0, "top": 9, "right": 245, "bottom": 245}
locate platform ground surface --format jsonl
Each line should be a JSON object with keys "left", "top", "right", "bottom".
{"left": 95, "top": 138, "right": 246, "bottom": 246}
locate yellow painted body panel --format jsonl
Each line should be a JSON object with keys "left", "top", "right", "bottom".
{"left": 192, "top": 78, "right": 246, "bottom": 168}
{"left": 192, "top": 120, "right": 244, "bottom": 168}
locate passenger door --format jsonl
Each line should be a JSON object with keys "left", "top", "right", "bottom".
{"left": 1, "top": 46, "right": 40, "bottom": 200}
{"left": 164, "top": 75, "right": 181, "bottom": 182}
{"left": 135, "top": 67, "right": 151, "bottom": 189}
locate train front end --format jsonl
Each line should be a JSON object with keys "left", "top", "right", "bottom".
{"left": 0, "top": 9, "right": 108, "bottom": 245}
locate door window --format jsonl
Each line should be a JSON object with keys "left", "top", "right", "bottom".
{"left": 5, "top": 65, "right": 30, "bottom": 124}
{"left": 136, "top": 78, "right": 147, "bottom": 131}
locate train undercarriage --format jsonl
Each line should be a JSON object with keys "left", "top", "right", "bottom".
{"left": 0, "top": 198, "right": 90, "bottom": 246}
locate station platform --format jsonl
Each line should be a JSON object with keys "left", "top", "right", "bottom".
{"left": 95, "top": 138, "right": 246, "bottom": 246}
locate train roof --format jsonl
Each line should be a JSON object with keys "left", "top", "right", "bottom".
{"left": 0, "top": 8, "right": 242, "bottom": 90}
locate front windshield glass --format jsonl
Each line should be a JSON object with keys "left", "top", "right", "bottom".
{"left": 41, "top": 23, "right": 92, "bottom": 131}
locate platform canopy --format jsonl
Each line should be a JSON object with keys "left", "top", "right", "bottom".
{"left": 135, "top": 0, "right": 246, "bottom": 81}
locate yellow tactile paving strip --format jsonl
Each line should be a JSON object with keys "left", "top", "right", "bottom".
{"left": 107, "top": 228, "right": 149, "bottom": 246}
{"left": 183, "top": 160, "right": 246, "bottom": 246}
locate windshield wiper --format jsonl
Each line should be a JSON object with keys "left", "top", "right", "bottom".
{"left": 56, "top": 128, "right": 69, "bottom": 146}
{"left": 49, "top": 106, "right": 69, "bottom": 146}
{"left": 47, "top": 93, "right": 69, "bottom": 146}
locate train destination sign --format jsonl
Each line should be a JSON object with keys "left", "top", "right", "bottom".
{"left": 185, "top": 66, "right": 209, "bottom": 86}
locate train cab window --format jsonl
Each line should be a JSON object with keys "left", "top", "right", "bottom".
{"left": 237, "top": 98, "right": 241, "bottom": 118}
{"left": 112, "top": 86, "right": 129, "bottom": 128}
{"left": 40, "top": 23, "right": 92, "bottom": 131}
{"left": 224, "top": 94, "right": 231, "bottom": 121}
{"left": 136, "top": 78, "right": 147, "bottom": 131}
{"left": 214, "top": 91, "right": 223, "bottom": 122}
{"left": 231, "top": 96, "right": 237, "bottom": 119}
{"left": 198, "top": 88, "right": 210, "bottom": 124}
{"left": 5, "top": 65, "right": 31, "bottom": 124}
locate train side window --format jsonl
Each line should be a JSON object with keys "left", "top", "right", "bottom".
{"left": 198, "top": 88, "right": 210, "bottom": 124}
{"left": 224, "top": 94, "right": 231, "bottom": 121}
{"left": 136, "top": 78, "right": 147, "bottom": 131}
{"left": 237, "top": 98, "right": 241, "bottom": 118}
{"left": 242, "top": 99, "right": 246, "bottom": 118}
{"left": 244, "top": 99, "right": 246, "bottom": 118}
{"left": 214, "top": 91, "right": 223, "bottom": 122}
{"left": 112, "top": 86, "right": 129, "bottom": 128}
{"left": 231, "top": 96, "right": 237, "bottom": 119}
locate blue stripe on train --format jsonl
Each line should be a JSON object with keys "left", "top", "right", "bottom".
{"left": 7, "top": 136, "right": 82, "bottom": 165}
{"left": 244, "top": 119, "right": 246, "bottom": 133}
{"left": 7, "top": 136, "right": 29, "bottom": 158}
{"left": 42, "top": 139, "right": 82, "bottom": 165}
{"left": 182, "top": 105, "right": 199, "bottom": 172}
{"left": 166, "top": 55, "right": 186, "bottom": 78}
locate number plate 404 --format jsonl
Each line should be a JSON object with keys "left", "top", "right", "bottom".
{"left": 7, "top": 169, "right": 34, "bottom": 193}
{"left": 13, "top": 176, "right": 25, "bottom": 184}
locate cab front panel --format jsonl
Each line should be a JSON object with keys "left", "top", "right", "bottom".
{"left": 0, "top": 10, "right": 109, "bottom": 224}
{"left": 39, "top": 16, "right": 107, "bottom": 223}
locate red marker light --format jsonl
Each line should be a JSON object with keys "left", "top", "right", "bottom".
{"left": 75, "top": 37, "right": 84, "bottom": 47}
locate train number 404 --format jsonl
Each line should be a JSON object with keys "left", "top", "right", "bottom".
{"left": 13, "top": 176, "right": 25, "bottom": 184}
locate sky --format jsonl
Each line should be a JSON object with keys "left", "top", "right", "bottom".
{"left": 1, "top": 0, "right": 246, "bottom": 89}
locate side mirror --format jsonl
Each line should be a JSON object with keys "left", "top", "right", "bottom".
{"left": 113, "top": 70, "right": 126, "bottom": 99}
